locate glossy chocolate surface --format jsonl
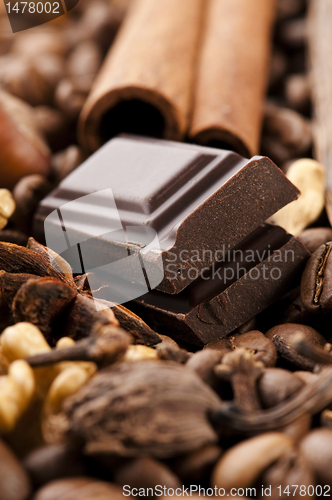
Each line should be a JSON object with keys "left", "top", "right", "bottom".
{"left": 34, "top": 136, "right": 300, "bottom": 294}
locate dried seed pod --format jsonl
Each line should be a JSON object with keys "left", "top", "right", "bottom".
{"left": 0, "top": 90, "right": 51, "bottom": 189}
{"left": 96, "top": 299, "right": 161, "bottom": 346}
{"left": 272, "top": 159, "right": 326, "bottom": 236}
{"left": 299, "top": 227, "right": 332, "bottom": 253}
{"left": 231, "top": 330, "right": 277, "bottom": 367}
{"left": 114, "top": 457, "right": 181, "bottom": 491}
{"left": 0, "top": 360, "right": 35, "bottom": 433}
{"left": 33, "top": 477, "right": 125, "bottom": 500}
{"left": 24, "top": 443, "right": 87, "bottom": 488}
{"left": 258, "top": 368, "right": 305, "bottom": 408}
{"left": 11, "top": 175, "right": 52, "bottom": 233}
{"left": 62, "top": 295, "right": 118, "bottom": 341}
{"left": 212, "top": 433, "right": 294, "bottom": 491}
{"left": 0, "top": 437, "right": 31, "bottom": 500}
{"left": 62, "top": 361, "right": 221, "bottom": 458}
{"left": 299, "top": 429, "right": 332, "bottom": 485}
{"left": 301, "top": 242, "right": 332, "bottom": 313}
{"left": 0, "top": 242, "right": 68, "bottom": 283}
{"left": 27, "top": 238, "right": 75, "bottom": 285}
{"left": 174, "top": 444, "right": 222, "bottom": 482}
{"left": 0, "top": 189, "right": 15, "bottom": 230}
{"left": 12, "top": 278, "right": 77, "bottom": 340}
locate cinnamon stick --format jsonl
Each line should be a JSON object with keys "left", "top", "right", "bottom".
{"left": 79, "top": 0, "right": 204, "bottom": 152}
{"left": 189, "top": 0, "right": 276, "bottom": 157}
{"left": 308, "top": 0, "right": 332, "bottom": 225}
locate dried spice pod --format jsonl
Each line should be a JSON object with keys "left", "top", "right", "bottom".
{"left": 33, "top": 477, "right": 126, "bottom": 500}
{"left": 0, "top": 90, "right": 51, "bottom": 189}
{"left": 27, "top": 238, "right": 75, "bottom": 285}
{"left": 79, "top": 0, "right": 205, "bottom": 151}
{"left": 62, "top": 295, "right": 118, "bottom": 341}
{"left": 272, "top": 159, "right": 326, "bottom": 236}
{"left": 0, "top": 242, "right": 69, "bottom": 284}
{"left": 99, "top": 300, "right": 161, "bottom": 346}
{"left": 301, "top": 242, "right": 332, "bottom": 313}
{"left": 62, "top": 360, "right": 221, "bottom": 458}
{"left": 0, "top": 271, "right": 41, "bottom": 309}
{"left": 0, "top": 437, "right": 31, "bottom": 500}
{"left": 12, "top": 278, "right": 77, "bottom": 340}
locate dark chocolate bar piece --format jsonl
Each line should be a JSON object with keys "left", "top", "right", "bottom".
{"left": 134, "top": 224, "right": 310, "bottom": 345}
{"left": 34, "top": 136, "right": 299, "bottom": 298}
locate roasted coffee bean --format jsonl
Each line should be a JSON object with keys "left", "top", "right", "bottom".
{"left": 300, "top": 429, "right": 332, "bottom": 485}
{"left": 258, "top": 368, "right": 304, "bottom": 408}
{"left": 33, "top": 477, "right": 126, "bottom": 500}
{"left": 231, "top": 330, "right": 277, "bottom": 367}
{"left": 285, "top": 74, "right": 310, "bottom": 112}
{"left": 265, "top": 323, "right": 325, "bottom": 347}
{"left": 299, "top": 228, "right": 332, "bottom": 253}
{"left": 173, "top": 444, "right": 222, "bottom": 482}
{"left": 11, "top": 174, "right": 52, "bottom": 233}
{"left": 212, "top": 433, "right": 294, "bottom": 491}
{"left": 0, "top": 438, "right": 31, "bottom": 500}
{"left": 24, "top": 443, "right": 87, "bottom": 487}
{"left": 203, "top": 338, "right": 233, "bottom": 357}
{"left": 113, "top": 457, "right": 181, "bottom": 494}
{"left": 301, "top": 242, "right": 332, "bottom": 313}
{"left": 186, "top": 349, "right": 222, "bottom": 388}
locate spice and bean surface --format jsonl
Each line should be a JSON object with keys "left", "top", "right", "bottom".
{"left": 0, "top": 0, "right": 332, "bottom": 498}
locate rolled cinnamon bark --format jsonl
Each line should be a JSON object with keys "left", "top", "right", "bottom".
{"left": 79, "top": 0, "right": 204, "bottom": 152}
{"left": 189, "top": 0, "right": 276, "bottom": 158}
